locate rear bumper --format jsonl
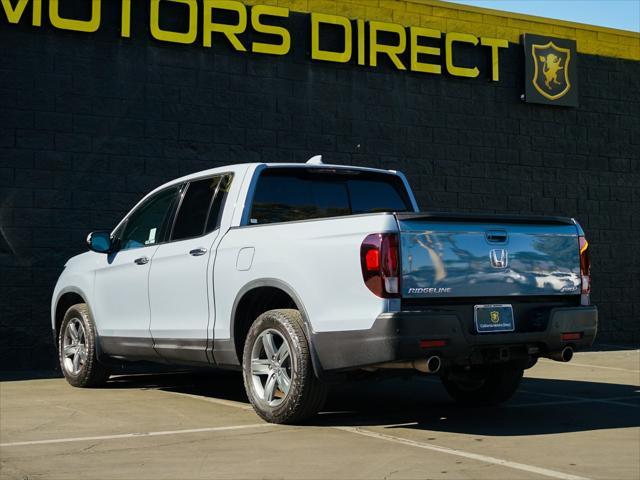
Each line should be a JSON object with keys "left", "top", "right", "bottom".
{"left": 312, "top": 306, "right": 598, "bottom": 371}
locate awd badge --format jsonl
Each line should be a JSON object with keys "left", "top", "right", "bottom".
{"left": 523, "top": 34, "right": 578, "bottom": 107}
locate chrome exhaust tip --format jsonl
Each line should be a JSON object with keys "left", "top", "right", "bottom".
{"left": 561, "top": 346, "right": 574, "bottom": 362}
{"left": 425, "top": 356, "right": 441, "bottom": 374}
{"left": 365, "top": 356, "right": 443, "bottom": 374}
{"left": 548, "top": 346, "right": 574, "bottom": 362}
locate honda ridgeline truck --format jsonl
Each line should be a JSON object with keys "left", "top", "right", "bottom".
{"left": 52, "top": 159, "right": 597, "bottom": 423}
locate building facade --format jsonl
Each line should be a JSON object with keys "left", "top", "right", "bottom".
{"left": 1, "top": 0, "right": 638, "bottom": 370}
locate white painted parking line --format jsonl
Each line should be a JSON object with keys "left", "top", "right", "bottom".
{"left": 509, "top": 399, "right": 593, "bottom": 408}
{"left": 336, "top": 426, "right": 591, "bottom": 480}
{"left": 520, "top": 389, "right": 639, "bottom": 408}
{"left": 153, "top": 382, "right": 626, "bottom": 479}
{"left": 0, "top": 424, "right": 270, "bottom": 448}
{"left": 585, "top": 345, "right": 639, "bottom": 352}
{"left": 162, "top": 390, "right": 254, "bottom": 410}
{"left": 538, "top": 358, "right": 640, "bottom": 373}
{"left": 509, "top": 395, "right": 639, "bottom": 409}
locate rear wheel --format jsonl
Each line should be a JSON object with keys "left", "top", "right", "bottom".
{"left": 58, "top": 303, "right": 110, "bottom": 387}
{"left": 242, "top": 309, "right": 327, "bottom": 424}
{"left": 441, "top": 363, "right": 524, "bottom": 406}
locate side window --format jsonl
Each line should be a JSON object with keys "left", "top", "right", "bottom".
{"left": 205, "top": 174, "right": 233, "bottom": 233}
{"left": 171, "top": 174, "right": 233, "bottom": 241}
{"left": 119, "top": 187, "right": 178, "bottom": 251}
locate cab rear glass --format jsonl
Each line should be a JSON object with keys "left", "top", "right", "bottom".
{"left": 249, "top": 168, "right": 412, "bottom": 225}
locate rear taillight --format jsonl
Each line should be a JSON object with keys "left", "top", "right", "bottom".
{"left": 579, "top": 235, "right": 590, "bottom": 295}
{"left": 361, "top": 233, "right": 400, "bottom": 298}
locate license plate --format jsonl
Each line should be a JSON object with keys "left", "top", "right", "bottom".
{"left": 474, "top": 304, "right": 515, "bottom": 333}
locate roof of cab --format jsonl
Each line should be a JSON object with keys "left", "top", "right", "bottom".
{"left": 157, "top": 161, "right": 397, "bottom": 191}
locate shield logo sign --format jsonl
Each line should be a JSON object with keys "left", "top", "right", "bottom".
{"left": 490, "top": 311, "right": 500, "bottom": 324}
{"left": 532, "top": 41, "right": 571, "bottom": 100}
{"left": 523, "top": 35, "right": 578, "bottom": 107}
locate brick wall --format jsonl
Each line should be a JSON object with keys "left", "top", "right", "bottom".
{"left": 1, "top": 1, "right": 639, "bottom": 370}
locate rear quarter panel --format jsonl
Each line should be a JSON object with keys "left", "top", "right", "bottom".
{"left": 213, "top": 214, "right": 400, "bottom": 339}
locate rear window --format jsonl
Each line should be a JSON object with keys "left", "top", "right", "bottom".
{"left": 249, "top": 168, "right": 412, "bottom": 225}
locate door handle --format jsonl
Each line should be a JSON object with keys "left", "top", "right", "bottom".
{"left": 134, "top": 256, "right": 149, "bottom": 265}
{"left": 189, "top": 248, "right": 208, "bottom": 257}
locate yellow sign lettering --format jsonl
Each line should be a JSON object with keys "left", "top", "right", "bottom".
{"left": 0, "top": 2, "right": 511, "bottom": 85}
{"left": 445, "top": 32, "right": 479, "bottom": 78}
{"left": 203, "top": 0, "right": 247, "bottom": 52}
{"left": 49, "top": 0, "right": 100, "bottom": 33}
{"left": 1, "top": 0, "right": 40, "bottom": 25}
{"left": 251, "top": 5, "right": 290, "bottom": 56}
{"left": 410, "top": 26, "right": 441, "bottom": 75}
{"left": 356, "top": 19, "right": 365, "bottom": 66}
{"left": 150, "top": 0, "right": 197, "bottom": 44}
{"left": 121, "top": 0, "right": 131, "bottom": 38}
{"left": 481, "top": 36, "right": 509, "bottom": 81}
{"left": 311, "top": 13, "right": 352, "bottom": 63}
{"left": 369, "top": 21, "right": 406, "bottom": 70}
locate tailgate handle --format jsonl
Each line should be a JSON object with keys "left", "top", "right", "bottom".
{"left": 486, "top": 230, "right": 508, "bottom": 243}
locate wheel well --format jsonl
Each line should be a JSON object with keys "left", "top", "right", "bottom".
{"left": 233, "top": 287, "right": 297, "bottom": 362}
{"left": 55, "top": 292, "right": 85, "bottom": 338}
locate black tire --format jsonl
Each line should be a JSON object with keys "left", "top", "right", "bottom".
{"left": 441, "top": 363, "right": 524, "bottom": 406}
{"left": 242, "top": 309, "right": 327, "bottom": 424}
{"left": 58, "top": 303, "right": 110, "bottom": 388}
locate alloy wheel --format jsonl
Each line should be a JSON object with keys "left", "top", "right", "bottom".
{"left": 250, "top": 329, "right": 292, "bottom": 407}
{"left": 62, "top": 318, "right": 87, "bottom": 376}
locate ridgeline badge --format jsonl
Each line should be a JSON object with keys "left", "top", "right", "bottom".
{"left": 523, "top": 34, "right": 578, "bottom": 107}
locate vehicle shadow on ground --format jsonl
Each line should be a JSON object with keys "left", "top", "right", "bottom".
{"left": 1, "top": 343, "right": 635, "bottom": 382}
{"left": 104, "top": 369, "right": 640, "bottom": 437}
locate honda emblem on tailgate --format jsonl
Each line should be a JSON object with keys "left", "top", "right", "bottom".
{"left": 490, "top": 249, "right": 508, "bottom": 268}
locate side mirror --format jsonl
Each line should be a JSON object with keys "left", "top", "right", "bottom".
{"left": 86, "top": 231, "right": 112, "bottom": 253}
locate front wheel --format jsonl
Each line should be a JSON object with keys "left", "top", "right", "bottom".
{"left": 441, "top": 363, "right": 524, "bottom": 406}
{"left": 242, "top": 309, "right": 327, "bottom": 424}
{"left": 58, "top": 303, "right": 110, "bottom": 388}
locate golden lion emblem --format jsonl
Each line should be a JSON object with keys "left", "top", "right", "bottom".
{"left": 531, "top": 40, "right": 571, "bottom": 101}
{"left": 539, "top": 53, "right": 564, "bottom": 89}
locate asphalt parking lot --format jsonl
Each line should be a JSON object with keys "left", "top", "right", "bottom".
{"left": 1, "top": 349, "right": 638, "bottom": 480}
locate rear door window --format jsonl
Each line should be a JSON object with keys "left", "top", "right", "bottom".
{"left": 170, "top": 174, "right": 233, "bottom": 241}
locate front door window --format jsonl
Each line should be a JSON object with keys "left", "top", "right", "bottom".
{"left": 117, "top": 188, "right": 178, "bottom": 251}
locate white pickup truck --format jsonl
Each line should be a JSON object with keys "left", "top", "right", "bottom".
{"left": 52, "top": 159, "right": 597, "bottom": 423}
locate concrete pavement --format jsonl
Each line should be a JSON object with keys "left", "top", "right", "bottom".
{"left": 1, "top": 349, "right": 638, "bottom": 479}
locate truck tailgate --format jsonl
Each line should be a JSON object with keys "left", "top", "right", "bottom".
{"left": 396, "top": 213, "right": 581, "bottom": 299}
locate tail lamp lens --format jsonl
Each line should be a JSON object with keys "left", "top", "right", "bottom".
{"left": 579, "top": 236, "right": 590, "bottom": 294}
{"left": 361, "top": 233, "right": 400, "bottom": 298}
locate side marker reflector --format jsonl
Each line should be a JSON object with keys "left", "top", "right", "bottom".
{"left": 561, "top": 332, "right": 582, "bottom": 341}
{"left": 420, "top": 339, "right": 447, "bottom": 348}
